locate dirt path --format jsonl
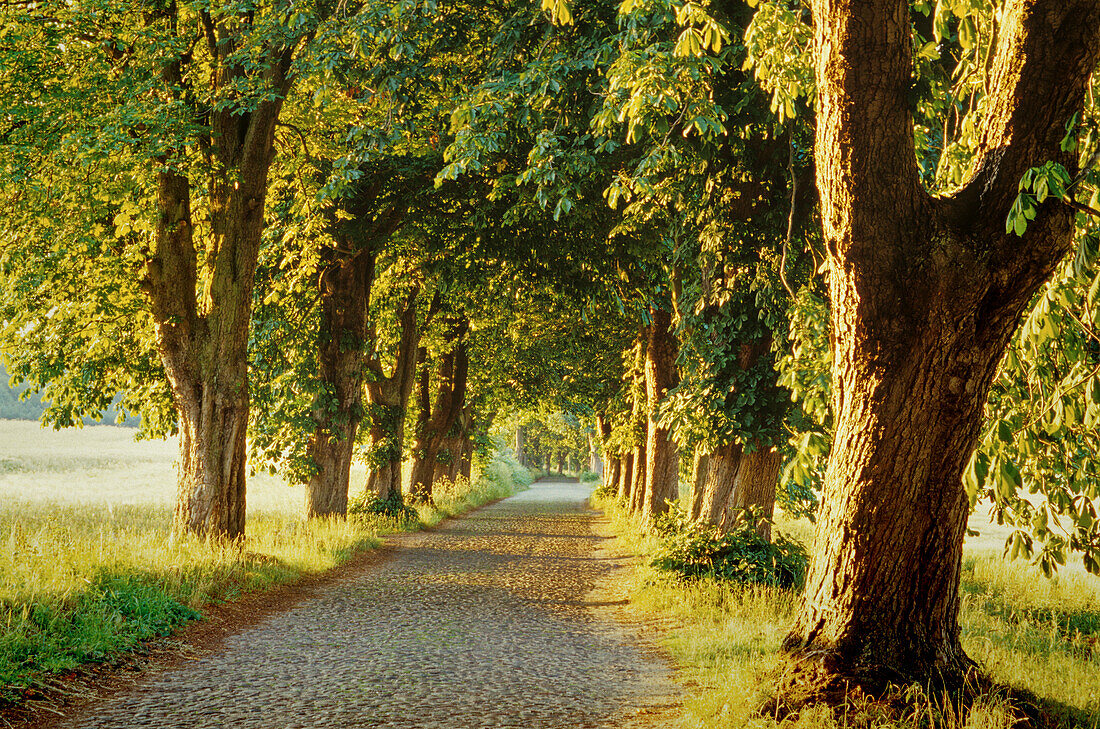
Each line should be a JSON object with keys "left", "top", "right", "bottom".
{"left": 55, "top": 479, "right": 678, "bottom": 729}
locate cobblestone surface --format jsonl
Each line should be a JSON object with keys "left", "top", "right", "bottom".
{"left": 63, "top": 480, "right": 678, "bottom": 728}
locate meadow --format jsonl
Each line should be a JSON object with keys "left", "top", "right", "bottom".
{"left": 593, "top": 493, "right": 1100, "bottom": 729}
{"left": 0, "top": 419, "right": 530, "bottom": 705}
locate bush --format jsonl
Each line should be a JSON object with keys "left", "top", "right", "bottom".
{"left": 591, "top": 481, "right": 618, "bottom": 499}
{"left": 650, "top": 507, "right": 808, "bottom": 589}
{"left": 348, "top": 492, "right": 419, "bottom": 523}
{"left": 578, "top": 470, "right": 600, "bottom": 483}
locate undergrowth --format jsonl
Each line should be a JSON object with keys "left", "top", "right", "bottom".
{"left": 0, "top": 441, "right": 530, "bottom": 705}
{"left": 591, "top": 490, "right": 1100, "bottom": 729}
{"left": 651, "top": 507, "right": 807, "bottom": 589}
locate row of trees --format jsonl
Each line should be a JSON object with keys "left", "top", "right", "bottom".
{"left": 436, "top": 0, "right": 1100, "bottom": 701}
{"left": 3, "top": 0, "right": 1100, "bottom": 709}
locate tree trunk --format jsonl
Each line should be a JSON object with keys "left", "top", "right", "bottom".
{"left": 618, "top": 451, "right": 633, "bottom": 501}
{"left": 782, "top": 0, "right": 1100, "bottom": 694}
{"left": 174, "top": 393, "right": 248, "bottom": 538}
{"left": 723, "top": 445, "right": 782, "bottom": 539}
{"left": 629, "top": 442, "right": 646, "bottom": 513}
{"left": 409, "top": 320, "right": 469, "bottom": 499}
{"left": 596, "top": 413, "right": 613, "bottom": 483}
{"left": 642, "top": 308, "right": 680, "bottom": 519}
{"left": 459, "top": 432, "right": 473, "bottom": 481}
{"left": 588, "top": 433, "right": 602, "bottom": 475}
{"left": 606, "top": 456, "right": 621, "bottom": 492}
{"left": 688, "top": 447, "right": 710, "bottom": 521}
{"left": 514, "top": 424, "right": 526, "bottom": 466}
{"left": 304, "top": 246, "right": 374, "bottom": 518}
{"left": 364, "top": 290, "right": 420, "bottom": 500}
{"left": 145, "top": 46, "right": 294, "bottom": 539}
{"left": 696, "top": 441, "right": 741, "bottom": 528}
{"left": 433, "top": 435, "right": 462, "bottom": 485}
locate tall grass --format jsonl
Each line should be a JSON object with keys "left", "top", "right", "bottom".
{"left": 0, "top": 420, "right": 529, "bottom": 703}
{"left": 592, "top": 492, "right": 1100, "bottom": 729}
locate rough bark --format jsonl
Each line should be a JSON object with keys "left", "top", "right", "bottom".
{"left": 696, "top": 442, "right": 742, "bottom": 527}
{"left": 688, "top": 447, "right": 710, "bottom": 521}
{"left": 433, "top": 404, "right": 471, "bottom": 485}
{"left": 783, "top": 0, "right": 1100, "bottom": 693}
{"left": 724, "top": 446, "right": 782, "bottom": 539}
{"left": 144, "top": 32, "right": 294, "bottom": 539}
{"left": 409, "top": 319, "right": 470, "bottom": 499}
{"left": 641, "top": 308, "right": 680, "bottom": 519}
{"left": 459, "top": 430, "right": 474, "bottom": 481}
{"left": 304, "top": 247, "right": 375, "bottom": 518}
{"left": 606, "top": 456, "right": 621, "bottom": 492}
{"left": 618, "top": 451, "right": 634, "bottom": 501}
{"left": 363, "top": 290, "right": 421, "bottom": 500}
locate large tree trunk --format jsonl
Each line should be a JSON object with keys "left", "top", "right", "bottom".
{"left": 459, "top": 426, "right": 475, "bottom": 482}
{"left": 724, "top": 446, "right": 782, "bottom": 539}
{"left": 363, "top": 290, "right": 420, "bottom": 500}
{"left": 174, "top": 393, "right": 248, "bottom": 539}
{"left": 606, "top": 457, "right": 621, "bottom": 492}
{"left": 641, "top": 308, "right": 680, "bottom": 519}
{"left": 783, "top": 0, "right": 1100, "bottom": 695}
{"left": 304, "top": 247, "right": 374, "bottom": 518}
{"left": 623, "top": 329, "right": 648, "bottom": 512}
{"left": 695, "top": 442, "right": 741, "bottom": 528}
{"left": 617, "top": 451, "right": 633, "bottom": 501}
{"left": 433, "top": 405, "right": 471, "bottom": 485}
{"left": 688, "top": 447, "right": 710, "bottom": 521}
{"left": 145, "top": 43, "right": 293, "bottom": 539}
{"left": 409, "top": 320, "right": 470, "bottom": 499}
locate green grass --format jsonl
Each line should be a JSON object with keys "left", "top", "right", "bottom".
{"left": 0, "top": 420, "right": 528, "bottom": 704}
{"left": 592, "top": 492, "right": 1100, "bottom": 729}
{"left": 415, "top": 458, "right": 534, "bottom": 527}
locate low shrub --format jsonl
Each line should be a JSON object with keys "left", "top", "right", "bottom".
{"left": 348, "top": 491, "right": 419, "bottom": 523}
{"left": 650, "top": 507, "right": 807, "bottom": 589}
{"left": 591, "top": 481, "right": 618, "bottom": 499}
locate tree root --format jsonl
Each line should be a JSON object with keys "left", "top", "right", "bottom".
{"left": 759, "top": 650, "right": 1081, "bottom": 729}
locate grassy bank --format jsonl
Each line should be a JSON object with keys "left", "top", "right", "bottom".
{"left": 592, "top": 492, "right": 1100, "bottom": 729}
{"left": 0, "top": 420, "right": 530, "bottom": 704}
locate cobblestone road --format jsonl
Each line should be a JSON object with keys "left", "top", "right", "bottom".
{"left": 63, "top": 479, "right": 678, "bottom": 729}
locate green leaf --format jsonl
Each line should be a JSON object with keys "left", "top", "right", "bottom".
{"left": 957, "top": 16, "right": 975, "bottom": 50}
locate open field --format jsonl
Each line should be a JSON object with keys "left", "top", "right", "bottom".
{"left": 594, "top": 493, "right": 1100, "bottom": 729}
{"left": 0, "top": 419, "right": 530, "bottom": 704}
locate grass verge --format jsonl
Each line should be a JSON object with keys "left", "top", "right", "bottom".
{"left": 591, "top": 491, "right": 1100, "bottom": 729}
{"left": 0, "top": 446, "right": 530, "bottom": 705}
